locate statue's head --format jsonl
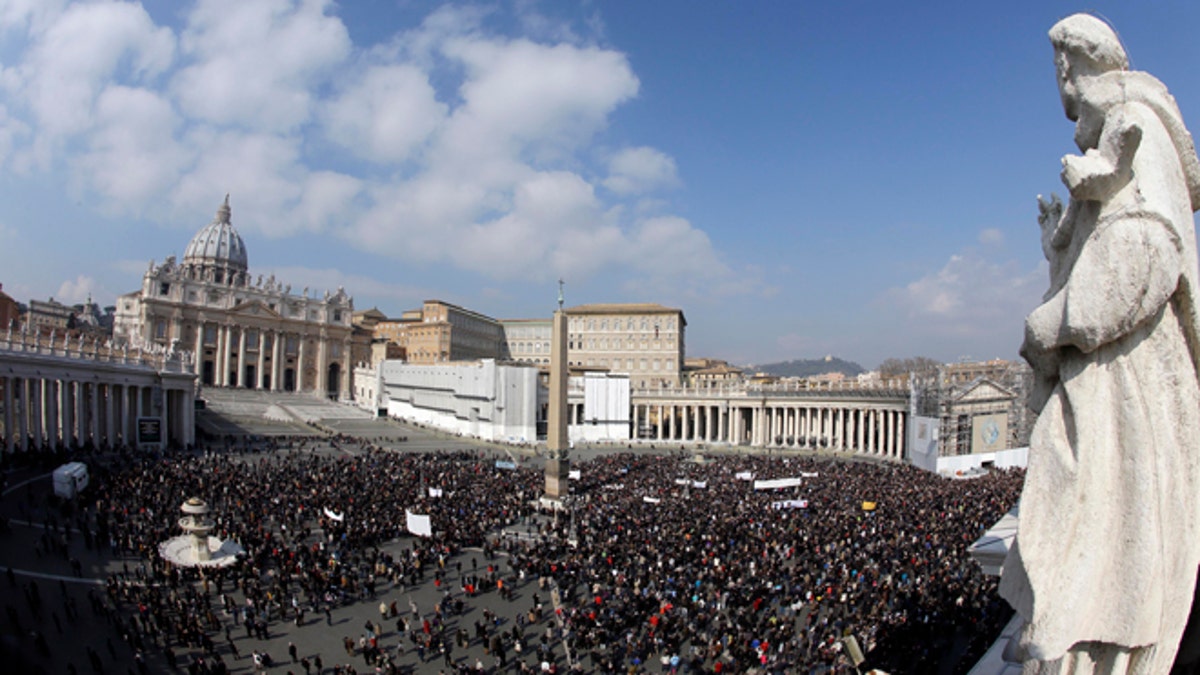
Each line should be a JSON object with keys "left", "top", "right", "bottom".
{"left": 1049, "top": 14, "right": 1128, "bottom": 121}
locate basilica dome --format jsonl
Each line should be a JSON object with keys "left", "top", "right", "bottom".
{"left": 183, "top": 195, "right": 248, "bottom": 276}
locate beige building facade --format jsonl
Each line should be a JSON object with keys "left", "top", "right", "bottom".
{"left": 112, "top": 197, "right": 355, "bottom": 398}
{"left": 371, "top": 300, "right": 504, "bottom": 365}
{"left": 566, "top": 303, "right": 686, "bottom": 388}
{"left": 500, "top": 318, "right": 552, "bottom": 366}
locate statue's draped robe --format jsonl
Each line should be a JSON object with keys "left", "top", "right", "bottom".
{"left": 1000, "top": 74, "right": 1200, "bottom": 675}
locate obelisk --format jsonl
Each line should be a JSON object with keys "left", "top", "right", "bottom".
{"left": 544, "top": 281, "right": 570, "bottom": 501}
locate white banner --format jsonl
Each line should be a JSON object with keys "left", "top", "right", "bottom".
{"left": 801, "top": 472, "right": 819, "bottom": 478}
{"left": 568, "top": 470, "right": 581, "bottom": 480}
{"left": 692, "top": 481, "right": 707, "bottom": 489}
{"left": 771, "top": 499, "right": 808, "bottom": 509}
{"left": 674, "top": 478, "right": 689, "bottom": 486}
{"left": 406, "top": 510, "right": 433, "bottom": 538}
{"left": 753, "top": 477, "right": 804, "bottom": 490}
{"left": 736, "top": 472, "right": 754, "bottom": 481}
{"left": 323, "top": 507, "right": 344, "bottom": 522}
{"left": 643, "top": 496, "right": 661, "bottom": 504}
{"left": 428, "top": 487, "right": 443, "bottom": 498}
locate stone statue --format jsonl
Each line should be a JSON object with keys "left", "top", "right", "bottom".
{"left": 1000, "top": 14, "right": 1200, "bottom": 674}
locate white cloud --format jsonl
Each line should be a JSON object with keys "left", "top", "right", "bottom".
{"left": 170, "top": 129, "right": 305, "bottom": 236}
{"left": 18, "top": 1, "right": 174, "bottom": 157}
{"left": 438, "top": 36, "right": 639, "bottom": 166}
{"left": 294, "top": 171, "right": 362, "bottom": 232}
{"left": 76, "top": 85, "right": 187, "bottom": 210}
{"left": 0, "top": 0, "right": 67, "bottom": 35}
{"left": 0, "top": 104, "right": 29, "bottom": 170}
{"left": 0, "top": 2, "right": 747, "bottom": 304}
{"left": 56, "top": 274, "right": 100, "bottom": 304}
{"left": 263, "top": 265, "right": 427, "bottom": 306}
{"left": 979, "top": 227, "right": 1005, "bottom": 246}
{"left": 322, "top": 63, "right": 446, "bottom": 163}
{"left": 604, "top": 146, "right": 679, "bottom": 195}
{"left": 882, "top": 250, "right": 1045, "bottom": 337}
{"left": 173, "top": 0, "right": 350, "bottom": 132}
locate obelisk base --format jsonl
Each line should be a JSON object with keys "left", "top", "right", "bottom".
{"left": 544, "top": 458, "right": 570, "bottom": 500}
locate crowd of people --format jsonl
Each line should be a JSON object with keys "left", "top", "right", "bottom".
{"left": 4, "top": 434, "right": 1022, "bottom": 674}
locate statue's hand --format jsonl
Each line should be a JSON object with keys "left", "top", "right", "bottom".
{"left": 1037, "top": 193, "right": 1063, "bottom": 232}
{"left": 1037, "top": 193, "right": 1066, "bottom": 259}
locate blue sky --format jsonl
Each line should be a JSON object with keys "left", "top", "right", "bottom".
{"left": 1, "top": 1, "right": 1199, "bottom": 369}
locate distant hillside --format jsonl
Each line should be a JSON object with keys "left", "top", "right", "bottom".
{"left": 748, "top": 357, "right": 866, "bottom": 379}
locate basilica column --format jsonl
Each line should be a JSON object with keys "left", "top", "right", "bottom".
{"left": 215, "top": 325, "right": 227, "bottom": 386}
{"left": 213, "top": 326, "right": 223, "bottom": 386}
{"left": 194, "top": 323, "right": 205, "bottom": 377}
{"left": 236, "top": 328, "right": 247, "bottom": 388}
{"left": 317, "top": 331, "right": 329, "bottom": 396}
{"left": 895, "top": 413, "right": 905, "bottom": 459}
{"left": 341, "top": 338, "right": 352, "bottom": 400}
{"left": 297, "top": 335, "right": 307, "bottom": 392}
{"left": 256, "top": 331, "right": 267, "bottom": 389}
{"left": 271, "top": 330, "right": 282, "bottom": 391}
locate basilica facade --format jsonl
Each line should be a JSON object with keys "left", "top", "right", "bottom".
{"left": 112, "top": 197, "right": 355, "bottom": 398}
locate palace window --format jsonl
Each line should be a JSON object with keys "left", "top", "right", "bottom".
{"left": 159, "top": 282, "right": 170, "bottom": 296}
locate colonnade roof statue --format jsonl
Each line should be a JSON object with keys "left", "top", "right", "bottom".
{"left": 999, "top": 13, "right": 1200, "bottom": 674}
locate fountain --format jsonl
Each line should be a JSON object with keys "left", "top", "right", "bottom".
{"left": 158, "top": 497, "right": 243, "bottom": 568}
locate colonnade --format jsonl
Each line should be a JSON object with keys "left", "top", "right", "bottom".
{"left": 0, "top": 332, "right": 196, "bottom": 452}
{"left": 630, "top": 399, "right": 906, "bottom": 458}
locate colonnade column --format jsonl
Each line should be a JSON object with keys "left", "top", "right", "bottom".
{"left": 3, "top": 377, "right": 14, "bottom": 452}
{"left": 895, "top": 413, "right": 905, "bottom": 458}
{"left": 74, "top": 382, "right": 85, "bottom": 447}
